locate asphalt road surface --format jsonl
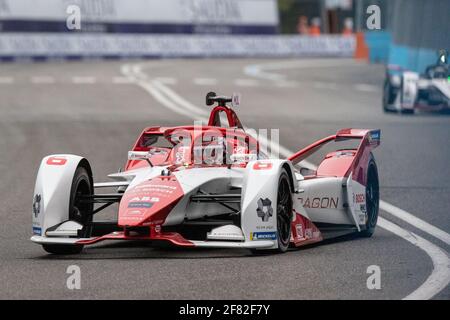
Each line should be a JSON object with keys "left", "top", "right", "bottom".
{"left": 0, "top": 58, "right": 449, "bottom": 299}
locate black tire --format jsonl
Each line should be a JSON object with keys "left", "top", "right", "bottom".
{"left": 275, "top": 170, "right": 293, "bottom": 252}
{"left": 359, "top": 155, "right": 379, "bottom": 237}
{"left": 383, "top": 79, "right": 397, "bottom": 113}
{"left": 250, "top": 170, "right": 293, "bottom": 255}
{"left": 42, "top": 166, "right": 93, "bottom": 255}
{"left": 400, "top": 108, "right": 414, "bottom": 114}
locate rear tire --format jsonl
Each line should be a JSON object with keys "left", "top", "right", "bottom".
{"left": 43, "top": 166, "right": 93, "bottom": 255}
{"left": 359, "top": 155, "right": 379, "bottom": 237}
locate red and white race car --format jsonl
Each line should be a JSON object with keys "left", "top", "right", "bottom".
{"left": 31, "top": 92, "right": 381, "bottom": 254}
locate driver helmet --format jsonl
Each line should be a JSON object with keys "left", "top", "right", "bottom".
{"left": 437, "top": 49, "right": 448, "bottom": 65}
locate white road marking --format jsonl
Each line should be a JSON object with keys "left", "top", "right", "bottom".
{"left": 275, "top": 81, "right": 299, "bottom": 88}
{"left": 194, "top": 78, "right": 218, "bottom": 86}
{"left": 120, "top": 64, "right": 199, "bottom": 118}
{"left": 72, "top": 76, "right": 96, "bottom": 84}
{"left": 152, "top": 80, "right": 208, "bottom": 117}
{"left": 154, "top": 77, "right": 177, "bottom": 85}
{"left": 31, "top": 76, "right": 55, "bottom": 84}
{"left": 0, "top": 77, "right": 14, "bottom": 84}
{"left": 244, "top": 59, "right": 358, "bottom": 82}
{"left": 354, "top": 83, "right": 380, "bottom": 92}
{"left": 112, "top": 76, "right": 134, "bottom": 84}
{"left": 313, "top": 81, "right": 338, "bottom": 90}
{"left": 234, "top": 78, "right": 260, "bottom": 87}
{"left": 378, "top": 217, "right": 450, "bottom": 300}
{"left": 123, "top": 62, "right": 450, "bottom": 299}
{"left": 380, "top": 200, "right": 450, "bottom": 246}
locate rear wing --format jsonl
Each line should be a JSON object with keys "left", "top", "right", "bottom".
{"left": 335, "top": 128, "right": 380, "bottom": 146}
{"left": 288, "top": 128, "right": 381, "bottom": 167}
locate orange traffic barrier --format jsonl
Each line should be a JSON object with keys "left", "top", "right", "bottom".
{"left": 354, "top": 32, "right": 369, "bottom": 60}
{"left": 309, "top": 25, "right": 321, "bottom": 36}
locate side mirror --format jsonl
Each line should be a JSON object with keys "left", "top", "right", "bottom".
{"left": 128, "top": 151, "right": 153, "bottom": 167}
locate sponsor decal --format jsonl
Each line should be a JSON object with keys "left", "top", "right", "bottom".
{"left": 128, "top": 202, "right": 153, "bottom": 209}
{"left": 360, "top": 204, "right": 366, "bottom": 213}
{"left": 368, "top": 130, "right": 381, "bottom": 144}
{"left": 305, "top": 228, "right": 313, "bottom": 239}
{"left": 32, "top": 226, "right": 41, "bottom": 235}
{"left": 359, "top": 213, "right": 366, "bottom": 224}
{"left": 256, "top": 198, "right": 273, "bottom": 222}
{"left": 127, "top": 210, "right": 143, "bottom": 215}
{"left": 295, "top": 223, "right": 304, "bottom": 239}
{"left": 298, "top": 197, "right": 339, "bottom": 209}
{"left": 355, "top": 193, "right": 365, "bottom": 204}
{"left": 32, "top": 194, "right": 41, "bottom": 218}
{"left": 130, "top": 196, "right": 159, "bottom": 202}
{"left": 255, "top": 225, "right": 275, "bottom": 230}
{"left": 46, "top": 156, "right": 67, "bottom": 165}
{"left": 250, "top": 232, "right": 277, "bottom": 240}
{"left": 253, "top": 162, "right": 272, "bottom": 170}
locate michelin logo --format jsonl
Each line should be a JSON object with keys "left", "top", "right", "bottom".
{"left": 250, "top": 232, "right": 277, "bottom": 241}
{"left": 32, "top": 226, "right": 41, "bottom": 235}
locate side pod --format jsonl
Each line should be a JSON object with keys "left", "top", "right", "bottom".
{"left": 289, "top": 129, "right": 381, "bottom": 231}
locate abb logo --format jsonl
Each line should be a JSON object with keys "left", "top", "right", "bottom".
{"left": 46, "top": 157, "right": 67, "bottom": 166}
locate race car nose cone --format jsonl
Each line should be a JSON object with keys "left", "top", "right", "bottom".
{"left": 118, "top": 176, "right": 183, "bottom": 227}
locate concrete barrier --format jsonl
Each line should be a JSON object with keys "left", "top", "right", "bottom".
{"left": 0, "top": 33, "right": 355, "bottom": 61}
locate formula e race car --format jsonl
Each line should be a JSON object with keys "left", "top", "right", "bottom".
{"left": 31, "top": 92, "right": 381, "bottom": 254}
{"left": 383, "top": 50, "right": 450, "bottom": 113}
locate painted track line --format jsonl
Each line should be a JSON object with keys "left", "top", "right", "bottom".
{"left": 121, "top": 64, "right": 203, "bottom": 119}
{"left": 154, "top": 77, "right": 177, "bottom": 85}
{"left": 31, "top": 76, "right": 55, "bottom": 84}
{"left": 122, "top": 62, "right": 450, "bottom": 299}
{"left": 354, "top": 83, "right": 380, "bottom": 92}
{"left": 72, "top": 76, "right": 96, "bottom": 84}
{"left": 112, "top": 76, "right": 135, "bottom": 84}
{"left": 378, "top": 217, "right": 450, "bottom": 300}
{"left": 234, "top": 78, "right": 260, "bottom": 87}
{"left": 152, "top": 80, "right": 208, "bottom": 117}
{"left": 380, "top": 200, "right": 450, "bottom": 246}
{"left": 313, "top": 81, "right": 338, "bottom": 90}
{"left": 0, "top": 77, "right": 14, "bottom": 84}
{"left": 194, "top": 78, "right": 218, "bottom": 86}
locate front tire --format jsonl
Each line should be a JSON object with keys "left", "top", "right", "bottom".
{"left": 250, "top": 170, "right": 293, "bottom": 255}
{"left": 383, "top": 79, "right": 397, "bottom": 113}
{"left": 43, "top": 166, "right": 93, "bottom": 255}
{"left": 400, "top": 108, "right": 414, "bottom": 114}
{"left": 359, "top": 155, "right": 379, "bottom": 237}
{"left": 275, "top": 170, "right": 293, "bottom": 252}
